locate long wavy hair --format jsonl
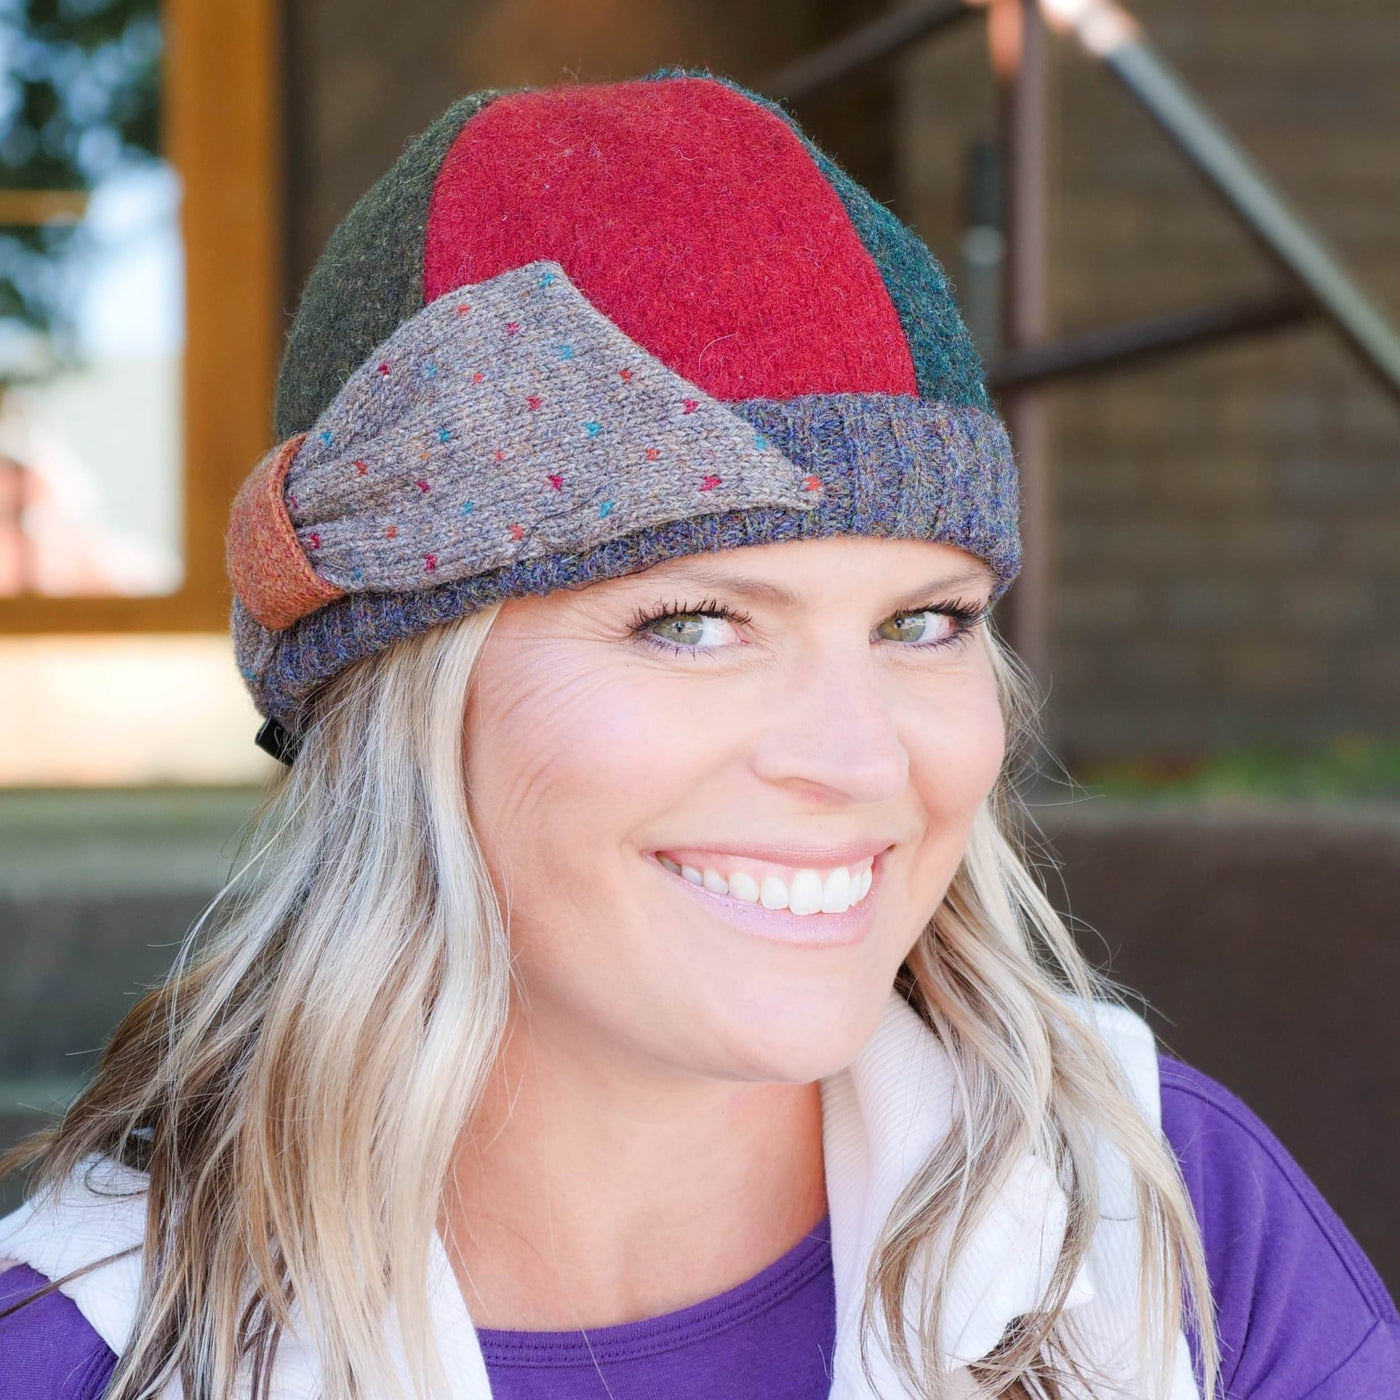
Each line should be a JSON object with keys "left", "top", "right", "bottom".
{"left": 1, "top": 602, "right": 1218, "bottom": 1400}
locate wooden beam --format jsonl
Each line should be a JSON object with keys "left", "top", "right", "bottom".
{"left": 997, "top": 0, "right": 1054, "bottom": 687}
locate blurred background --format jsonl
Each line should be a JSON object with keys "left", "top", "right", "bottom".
{"left": 0, "top": 0, "right": 1397, "bottom": 1289}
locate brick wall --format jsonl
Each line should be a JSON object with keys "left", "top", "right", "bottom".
{"left": 898, "top": 1, "right": 1400, "bottom": 765}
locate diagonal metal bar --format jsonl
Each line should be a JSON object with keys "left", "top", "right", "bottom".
{"left": 759, "top": 0, "right": 977, "bottom": 104}
{"left": 988, "top": 289, "right": 1316, "bottom": 392}
{"left": 1043, "top": 0, "right": 1400, "bottom": 402}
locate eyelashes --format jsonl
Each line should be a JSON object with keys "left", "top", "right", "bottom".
{"left": 627, "top": 595, "right": 755, "bottom": 658}
{"left": 627, "top": 595, "right": 987, "bottom": 657}
{"left": 626, "top": 595, "right": 753, "bottom": 637}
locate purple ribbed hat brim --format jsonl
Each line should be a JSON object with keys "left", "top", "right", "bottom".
{"left": 235, "top": 392, "right": 1018, "bottom": 731}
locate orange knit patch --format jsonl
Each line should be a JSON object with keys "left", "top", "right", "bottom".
{"left": 226, "top": 433, "right": 345, "bottom": 631}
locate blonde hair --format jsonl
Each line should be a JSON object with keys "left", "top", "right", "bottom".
{"left": 3, "top": 605, "right": 1217, "bottom": 1400}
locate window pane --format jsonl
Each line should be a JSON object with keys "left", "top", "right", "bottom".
{"left": 0, "top": 0, "right": 181, "bottom": 598}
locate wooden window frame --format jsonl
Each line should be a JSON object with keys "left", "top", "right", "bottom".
{"left": 0, "top": 0, "right": 281, "bottom": 634}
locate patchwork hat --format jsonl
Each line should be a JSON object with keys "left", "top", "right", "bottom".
{"left": 228, "top": 67, "right": 1020, "bottom": 759}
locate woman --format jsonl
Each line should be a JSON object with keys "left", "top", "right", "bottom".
{"left": 1, "top": 70, "right": 1396, "bottom": 1400}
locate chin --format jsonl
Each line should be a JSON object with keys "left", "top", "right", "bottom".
{"left": 681, "top": 949, "right": 907, "bottom": 1085}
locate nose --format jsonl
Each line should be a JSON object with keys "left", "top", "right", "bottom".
{"left": 748, "top": 645, "right": 909, "bottom": 806}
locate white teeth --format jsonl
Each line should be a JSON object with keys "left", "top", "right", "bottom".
{"left": 820, "top": 865, "right": 852, "bottom": 914}
{"left": 759, "top": 876, "right": 789, "bottom": 910}
{"left": 661, "top": 854, "right": 878, "bottom": 914}
{"left": 788, "top": 869, "right": 824, "bottom": 916}
{"left": 727, "top": 870, "right": 760, "bottom": 903}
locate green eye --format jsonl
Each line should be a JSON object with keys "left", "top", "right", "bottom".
{"left": 633, "top": 599, "right": 750, "bottom": 653}
{"left": 877, "top": 611, "right": 945, "bottom": 644}
{"left": 648, "top": 614, "right": 708, "bottom": 646}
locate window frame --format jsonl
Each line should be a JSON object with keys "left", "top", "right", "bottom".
{"left": 0, "top": 0, "right": 282, "bottom": 633}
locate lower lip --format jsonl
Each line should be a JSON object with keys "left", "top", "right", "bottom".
{"left": 654, "top": 856, "right": 881, "bottom": 948}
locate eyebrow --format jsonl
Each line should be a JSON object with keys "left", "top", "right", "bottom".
{"left": 640, "top": 561, "right": 997, "bottom": 612}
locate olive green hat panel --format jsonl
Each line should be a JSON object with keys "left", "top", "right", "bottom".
{"left": 273, "top": 89, "right": 509, "bottom": 440}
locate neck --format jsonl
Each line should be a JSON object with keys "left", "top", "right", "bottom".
{"left": 440, "top": 1000, "right": 828, "bottom": 1330}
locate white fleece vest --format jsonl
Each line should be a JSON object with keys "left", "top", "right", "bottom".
{"left": 0, "top": 995, "right": 1200, "bottom": 1399}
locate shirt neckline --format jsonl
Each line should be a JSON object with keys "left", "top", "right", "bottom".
{"left": 474, "top": 1216, "right": 832, "bottom": 1368}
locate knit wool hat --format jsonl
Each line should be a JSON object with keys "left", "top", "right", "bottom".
{"left": 227, "top": 67, "right": 1020, "bottom": 758}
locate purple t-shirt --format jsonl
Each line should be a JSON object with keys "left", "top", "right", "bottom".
{"left": 475, "top": 1218, "right": 833, "bottom": 1399}
{"left": 3, "top": 1057, "right": 1398, "bottom": 1399}
{"left": 1159, "top": 1056, "right": 1400, "bottom": 1397}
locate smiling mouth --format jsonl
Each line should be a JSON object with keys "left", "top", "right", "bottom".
{"left": 654, "top": 852, "right": 876, "bottom": 916}
{"left": 651, "top": 847, "right": 882, "bottom": 948}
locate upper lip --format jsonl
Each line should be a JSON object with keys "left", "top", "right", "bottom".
{"left": 652, "top": 838, "right": 896, "bottom": 867}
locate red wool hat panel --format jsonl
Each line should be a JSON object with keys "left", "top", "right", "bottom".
{"left": 422, "top": 76, "right": 918, "bottom": 401}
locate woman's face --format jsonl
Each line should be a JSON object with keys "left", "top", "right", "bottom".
{"left": 465, "top": 536, "right": 1006, "bottom": 1085}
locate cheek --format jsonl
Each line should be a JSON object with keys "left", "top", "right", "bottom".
{"left": 901, "top": 659, "right": 1005, "bottom": 883}
{"left": 464, "top": 638, "right": 727, "bottom": 939}
{"left": 466, "top": 637, "right": 766, "bottom": 1061}
{"left": 925, "top": 678, "right": 1005, "bottom": 801}
{"left": 469, "top": 645, "right": 631, "bottom": 870}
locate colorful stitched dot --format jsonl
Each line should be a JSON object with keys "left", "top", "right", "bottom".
{"left": 584, "top": 421, "right": 601, "bottom": 437}
{"left": 526, "top": 395, "right": 543, "bottom": 411}
{"left": 506, "top": 321, "right": 521, "bottom": 336}
{"left": 803, "top": 474, "right": 822, "bottom": 492}
{"left": 354, "top": 460, "right": 368, "bottom": 475}
{"left": 509, "top": 523, "right": 525, "bottom": 541}
{"left": 460, "top": 501, "right": 475, "bottom": 515}
{"left": 540, "top": 269, "right": 558, "bottom": 288}
{"left": 319, "top": 429, "right": 333, "bottom": 446}
{"left": 547, "top": 474, "right": 564, "bottom": 491}
{"left": 699, "top": 475, "right": 722, "bottom": 491}
{"left": 438, "top": 427, "right": 452, "bottom": 443}
{"left": 645, "top": 448, "right": 660, "bottom": 462}
{"left": 494, "top": 448, "right": 507, "bottom": 461}
{"left": 377, "top": 361, "right": 391, "bottom": 376}
{"left": 455, "top": 303, "right": 471, "bottom": 316}
{"left": 472, "top": 371, "right": 484, "bottom": 383}
{"left": 308, "top": 532, "right": 322, "bottom": 550}
{"left": 754, "top": 434, "right": 769, "bottom": 450}
{"left": 386, "top": 525, "right": 397, "bottom": 539}
{"left": 424, "top": 554, "right": 437, "bottom": 572}
{"left": 559, "top": 344, "right": 574, "bottom": 360}
{"left": 419, "top": 450, "right": 431, "bottom": 460}
{"left": 619, "top": 368, "right": 633, "bottom": 382}
{"left": 681, "top": 398, "right": 699, "bottom": 414}
{"left": 423, "top": 362, "right": 438, "bottom": 379}
{"left": 598, "top": 501, "right": 614, "bottom": 518}
{"left": 352, "top": 568, "right": 364, "bottom": 583}
{"left": 416, "top": 479, "right": 431, "bottom": 493}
